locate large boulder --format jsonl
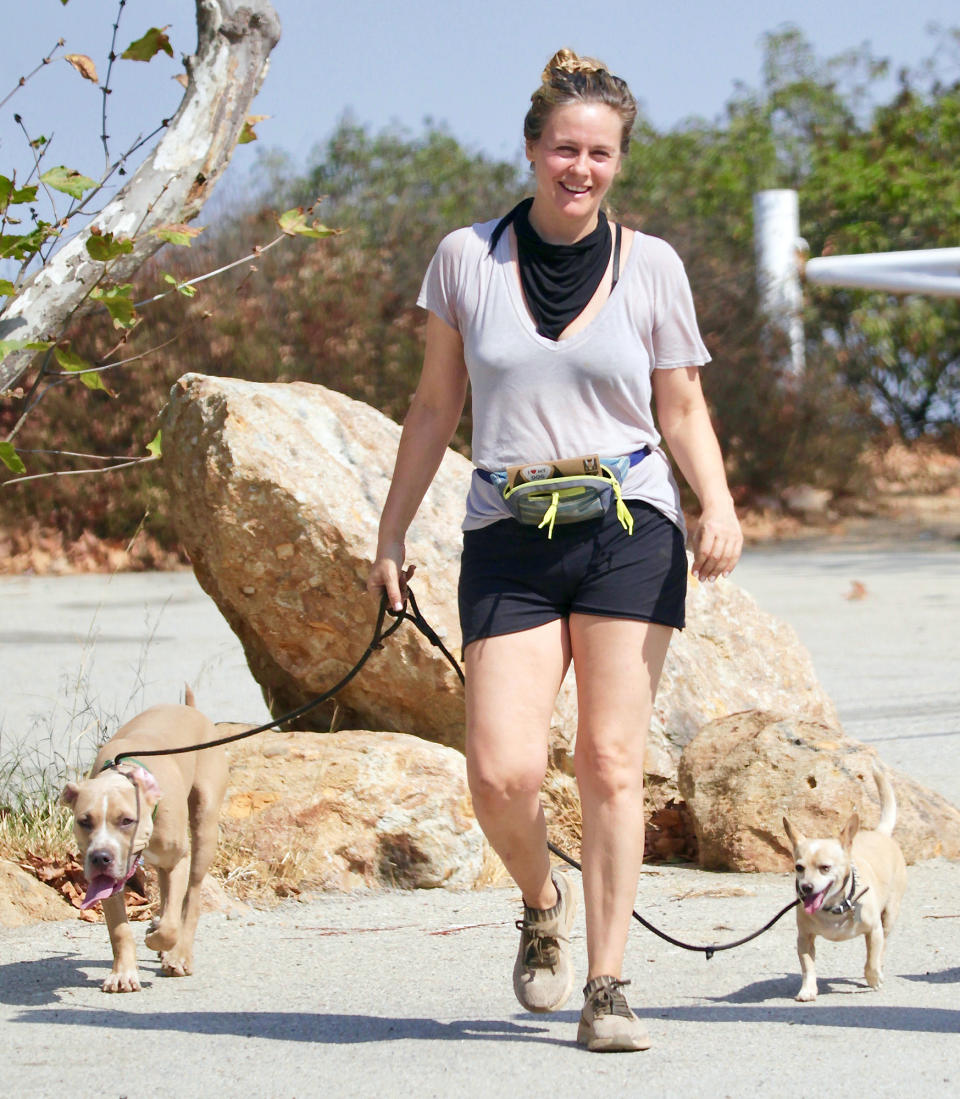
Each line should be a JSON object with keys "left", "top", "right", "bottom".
{"left": 162, "top": 374, "right": 835, "bottom": 792}
{"left": 0, "top": 859, "right": 73, "bottom": 926}
{"left": 678, "top": 710, "right": 960, "bottom": 870}
{"left": 221, "top": 728, "right": 485, "bottom": 891}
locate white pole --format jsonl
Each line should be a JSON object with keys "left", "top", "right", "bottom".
{"left": 805, "top": 247, "right": 960, "bottom": 298}
{"left": 753, "top": 189, "right": 805, "bottom": 376}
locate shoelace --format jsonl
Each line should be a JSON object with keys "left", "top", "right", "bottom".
{"left": 516, "top": 920, "right": 562, "bottom": 968}
{"left": 591, "top": 978, "right": 633, "bottom": 1019}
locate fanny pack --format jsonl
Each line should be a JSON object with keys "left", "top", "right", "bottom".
{"left": 477, "top": 447, "right": 650, "bottom": 538}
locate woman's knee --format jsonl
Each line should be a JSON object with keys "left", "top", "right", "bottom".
{"left": 574, "top": 732, "right": 645, "bottom": 799}
{"left": 466, "top": 752, "right": 547, "bottom": 810}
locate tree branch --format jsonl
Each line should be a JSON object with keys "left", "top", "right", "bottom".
{"left": 0, "top": 0, "right": 281, "bottom": 391}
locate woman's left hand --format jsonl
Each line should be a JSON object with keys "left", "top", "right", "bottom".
{"left": 690, "top": 500, "right": 743, "bottom": 582}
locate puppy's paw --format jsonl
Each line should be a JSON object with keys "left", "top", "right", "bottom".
{"left": 795, "top": 986, "right": 818, "bottom": 1003}
{"left": 145, "top": 926, "right": 178, "bottom": 952}
{"left": 160, "top": 949, "right": 194, "bottom": 978}
{"left": 865, "top": 967, "right": 883, "bottom": 990}
{"left": 102, "top": 967, "right": 141, "bottom": 993}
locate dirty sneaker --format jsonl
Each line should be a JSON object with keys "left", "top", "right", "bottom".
{"left": 577, "top": 975, "right": 651, "bottom": 1052}
{"left": 512, "top": 871, "right": 577, "bottom": 1013}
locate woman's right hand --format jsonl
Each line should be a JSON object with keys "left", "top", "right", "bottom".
{"left": 367, "top": 540, "right": 415, "bottom": 613}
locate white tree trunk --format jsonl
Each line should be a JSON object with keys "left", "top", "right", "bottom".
{"left": 0, "top": 0, "right": 281, "bottom": 391}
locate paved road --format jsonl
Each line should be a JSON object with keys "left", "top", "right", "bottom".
{"left": 2, "top": 543, "right": 959, "bottom": 1096}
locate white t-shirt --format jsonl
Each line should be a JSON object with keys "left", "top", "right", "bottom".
{"left": 417, "top": 218, "right": 711, "bottom": 533}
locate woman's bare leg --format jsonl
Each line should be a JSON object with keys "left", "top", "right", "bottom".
{"left": 569, "top": 614, "right": 673, "bottom": 980}
{"left": 464, "top": 619, "right": 570, "bottom": 909}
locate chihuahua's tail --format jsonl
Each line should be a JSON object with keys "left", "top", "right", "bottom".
{"left": 873, "top": 764, "right": 897, "bottom": 835}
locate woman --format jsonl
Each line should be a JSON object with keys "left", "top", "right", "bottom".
{"left": 368, "top": 48, "right": 742, "bottom": 1053}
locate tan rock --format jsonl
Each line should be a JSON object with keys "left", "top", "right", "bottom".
{"left": 0, "top": 859, "right": 73, "bottom": 927}
{"left": 678, "top": 710, "right": 960, "bottom": 870}
{"left": 162, "top": 374, "right": 473, "bottom": 745}
{"left": 221, "top": 729, "right": 485, "bottom": 891}
{"left": 162, "top": 375, "right": 835, "bottom": 804}
{"left": 647, "top": 571, "right": 837, "bottom": 792}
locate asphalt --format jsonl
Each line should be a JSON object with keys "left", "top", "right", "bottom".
{"left": 2, "top": 538, "right": 959, "bottom": 1096}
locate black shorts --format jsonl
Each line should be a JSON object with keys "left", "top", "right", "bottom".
{"left": 458, "top": 500, "right": 687, "bottom": 650}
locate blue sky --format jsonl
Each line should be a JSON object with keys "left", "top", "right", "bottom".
{"left": 2, "top": 0, "right": 958, "bottom": 198}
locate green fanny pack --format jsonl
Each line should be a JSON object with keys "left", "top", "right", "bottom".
{"left": 477, "top": 447, "right": 650, "bottom": 538}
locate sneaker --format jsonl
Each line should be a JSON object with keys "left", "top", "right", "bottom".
{"left": 577, "top": 976, "right": 651, "bottom": 1052}
{"left": 512, "top": 871, "right": 577, "bottom": 1013}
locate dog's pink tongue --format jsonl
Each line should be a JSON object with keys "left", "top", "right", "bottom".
{"left": 803, "top": 891, "right": 826, "bottom": 915}
{"left": 81, "top": 875, "right": 124, "bottom": 910}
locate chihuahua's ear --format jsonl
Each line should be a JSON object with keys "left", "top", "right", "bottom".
{"left": 60, "top": 782, "right": 80, "bottom": 808}
{"left": 783, "top": 817, "right": 803, "bottom": 851}
{"left": 840, "top": 812, "right": 860, "bottom": 850}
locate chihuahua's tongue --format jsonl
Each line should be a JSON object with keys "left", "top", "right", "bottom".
{"left": 81, "top": 875, "right": 125, "bottom": 910}
{"left": 803, "top": 891, "right": 826, "bottom": 915}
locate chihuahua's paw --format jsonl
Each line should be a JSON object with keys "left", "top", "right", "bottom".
{"left": 865, "top": 967, "right": 883, "bottom": 990}
{"left": 102, "top": 967, "right": 141, "bottom": 993}
{"left": 795, "top": 986, "right": 818, "bottom": 1002}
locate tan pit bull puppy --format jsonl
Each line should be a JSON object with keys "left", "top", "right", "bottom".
{"left": 60, "top": 688, "right": 228, "bottom": 993}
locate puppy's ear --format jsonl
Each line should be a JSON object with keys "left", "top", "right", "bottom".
{"left": 840, "top": 812, "right": 860, "bottom": 850}
{"left": 60, "top": 783, "right": 80, "bottom": 808}
{"left": 128, "top": 766, "right": 162, "bottom": 807}
{"left": 783, "top": 817, "right": 804, "bottom": 852}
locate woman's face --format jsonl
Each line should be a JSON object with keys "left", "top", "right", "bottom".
{"left": 525, "top": 102, "right": 623, "bottom": 241}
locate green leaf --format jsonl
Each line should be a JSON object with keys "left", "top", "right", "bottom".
{"left": 0, "top": 176, "right": 38, "bottom": 213}
{"left": 122, "top": 27, "right": 174, "bottom": 62}
{"left": 90, "top": 284, "right": 137, "bottom": 329}
{"left": 54, "top": 346, "right": 111, "bottom": 393}
{"left": 277, "top": 207, "right": 337, "bottom": 239}
{"left": 54, "top": 346, "right": 94, "bottom": 373}
{"left": 78, "top": 370, "right": 112, "bottom": 394}
{"left": 0, "top": 224, "right": 54, "bottom": 260}
{"left": 85, "top": 230, "right": 135, "bottom": 262}
{"left": 146, "top": 430, "right": 163, "bottom": 457}
{"left": 0, "top": 279, "right": 15, "bottom": 296}
{"left": 161, "top": 272, "right": 197, "bottom": 296}
{"left": 0, "top": 338, "right": 52, "bottom": 358}
{"left": 0, "top": 441, "right": 26, "bottom": 475}
{"left": 40, "top": 165, "right": 97, "bottom": 200}
{"left": 238, "top": 115, "right": 268, "bottom": 145}
{"left": 152, "top": 223, "right": 203, "bottom": 247}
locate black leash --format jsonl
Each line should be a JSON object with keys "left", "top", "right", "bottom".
{"left": 108, "top": 584, "right": 797, "bottom": 958}
{"left": 547, "top": 841, "right": 798, "bottom": 959}
{"left": 107, "top": 589, "right": 456, "bottom": 765}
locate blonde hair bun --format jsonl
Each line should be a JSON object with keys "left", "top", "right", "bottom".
{"left": 541, "top": 48, "right": 608, "bottom": 83}
{"left": 526, "top": 48, "right": 637, "bottom": 155}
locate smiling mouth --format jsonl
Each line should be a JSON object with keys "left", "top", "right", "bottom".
{"left": 560, "top": 182, "right": 589, "bottom": 195}
{"left": 802, "top": 888, "right": 828, "bottom": 915}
